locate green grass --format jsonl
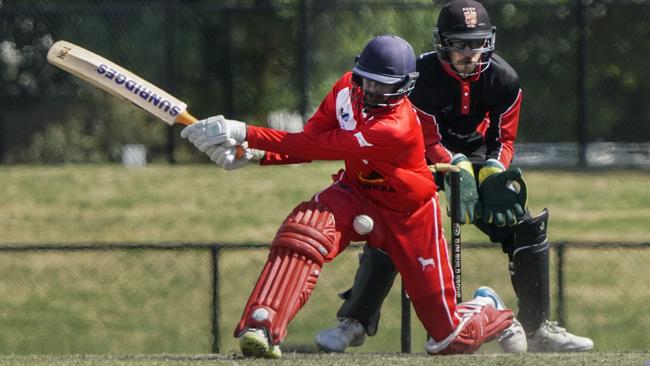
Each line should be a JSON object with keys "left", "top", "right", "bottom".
{"left": 0, "top": 250, "right": 211, "bottom": 354}
{"left": 0, "top": 164, "right": 648, "bottom": 356}
{"left": 1, "top": 164, "right": 649, "bottom": 244}
{"left": 0, "top": 352, "right": 649, "bottom": 366}
{"left": 1, "top": 245, "right": 646, "bottom": 355}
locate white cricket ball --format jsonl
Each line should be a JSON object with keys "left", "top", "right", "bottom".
{"left": 353, "top": 214, "right": 374, "bottom": 235}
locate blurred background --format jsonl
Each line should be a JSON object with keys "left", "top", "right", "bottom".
{"left": 0, "top": 0, "right": 649, "bottom": 356}
{"left": 2, "top": 0, "right": 649, "bottom": 166}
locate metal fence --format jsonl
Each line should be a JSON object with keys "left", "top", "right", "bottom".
{"left": 1, "top": 0, "right": 649, "bottom": 166}
{"left": 0, "top": 241, "right": 647, "bottom": 354}
{"left": 2, "top": 0, "right": 648, "bottom": 355}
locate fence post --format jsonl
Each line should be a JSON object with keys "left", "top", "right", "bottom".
{"left": 222, "top": 9, "right": 235, "bottom": 118}
{"left": 400, "top": 280, "right": 411, "bottom": 353}
{"left": 210, "top": 245, "right": 221, "bottom": 353}
{"left": 0, "top": 8, "right": 6, "bottom": 163}
{"left": 165, "top": 0, "right": 179, "bottom": 164}
{"left": 0, "top": 91, "right": 6, "bottom": 164}
{"left": 575, "top": 0, "right": 588, "bottom": 167}
{"left": 298, "top": 0, "right": 310, "bottom": 119}
{"left": 556, "top": 242, "right": 566, "bottom": 326}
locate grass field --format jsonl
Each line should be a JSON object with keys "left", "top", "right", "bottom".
{"left": 2, "top": 163, "right": 649, "bottom": 244}
{"left": 0, "top": 164, "right": 649, "bottom": 360}
{"left": 0, "top": 352, "right": 649, "bottom": 366}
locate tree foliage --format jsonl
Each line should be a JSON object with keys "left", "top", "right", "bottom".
{"left": 0, "top": 0, "right": 648, "bottom": 163}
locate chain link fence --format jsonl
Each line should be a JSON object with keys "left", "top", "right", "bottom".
{"left": 1, "top": 0, "right": 649, "bottom": 165}
{"left": 0, "top": 242, "right": 648, "bottom": 354}
{"left": 0, "top": 0, "right": 648, "bottom": 355}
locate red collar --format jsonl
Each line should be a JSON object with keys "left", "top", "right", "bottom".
{"left": 442, "top": 62, "right": 482, "bottom": 83}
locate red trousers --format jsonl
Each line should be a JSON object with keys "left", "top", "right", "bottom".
{"left": 235, "top": 173, "right": 461, "bottom": 344}
{"left": 314, "top": 177, "right": 461, "bottom": 341}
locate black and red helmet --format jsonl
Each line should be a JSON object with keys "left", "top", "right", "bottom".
{"left": 434, "top": 0, "right": 496, "bottom": 77}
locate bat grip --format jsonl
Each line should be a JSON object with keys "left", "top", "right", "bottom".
{"left": 234, "top": 146, "right": 245, "bottom": 159}
{"left": 176, "top": 111, "right": 245, "bottom": 159}
{"left": 428, "top": 163, "right": 461, "bottom": 173}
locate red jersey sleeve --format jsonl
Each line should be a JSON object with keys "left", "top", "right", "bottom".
{"left": 248, "top": 118, "right": 411, "bottom": 162}
{"left": 260, "top": 151, "right": 310, "bottom": 165}
{"left": 247, "top": 73, "right": 413, "bottom": 162}
{"left": 416, "top": 106, "right": 453, "bottom": 164}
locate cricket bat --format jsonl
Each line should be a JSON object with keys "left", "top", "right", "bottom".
{"left": 47, "top": 40, "right": 243, "bottom": 156}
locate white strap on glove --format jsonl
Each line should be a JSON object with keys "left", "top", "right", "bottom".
{"left": 205, "top": 142, "right": 265, "bottom": 170}
{"left": 180, "top": 115, "right": 247, "bottom": 152}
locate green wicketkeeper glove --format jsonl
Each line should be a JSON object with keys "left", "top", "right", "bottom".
{"left": 444, "top": 153, "right": 480, "bottom": 224}
{"left": 477, "top": 159, "right": 528, "bottom": 227}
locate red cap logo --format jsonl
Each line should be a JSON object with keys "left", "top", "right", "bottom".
{"left": 462, "top": 7, "right": 478, "bottom": 28}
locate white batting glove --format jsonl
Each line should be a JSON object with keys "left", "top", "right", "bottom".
{"left": 180, "top": 115, "right": 247, "bottom": 152}
{"left": 204, "top": 142, "right": 265, "bottom": 170}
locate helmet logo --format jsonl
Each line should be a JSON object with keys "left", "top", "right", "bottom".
{"left": 462, "top": 7, "right": 478, "bottom": 28}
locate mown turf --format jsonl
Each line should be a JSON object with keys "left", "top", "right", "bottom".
{"left": 0, "top": 244, "right": 647, "bottom": 354}
{"left": 0, "top": 352, "right": 649, "bottom": 366}
{"left": 1, "top": 164, "right": 649, "bottom": 244}
{"left": 0, "top": 164, "right": 648, "bottom": 356}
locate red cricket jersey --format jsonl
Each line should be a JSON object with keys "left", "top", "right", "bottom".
{"left": 246, "top": 72, "right": 436, "bottom": 213}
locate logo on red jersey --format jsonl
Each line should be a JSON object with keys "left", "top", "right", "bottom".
{"left": 418, "top": 256, "right": 436, "bottom": 271}
{"left": 358, "top": 170, "right": 396, "bottom": 193}
{"left": 336, "top": 87, "right": 358, "bottom": 130}
{"left": 339, "top": 107, "right": 351, "bottom": 122}
{"left": 353, "top": 132, "right": 373, "bottom": 147}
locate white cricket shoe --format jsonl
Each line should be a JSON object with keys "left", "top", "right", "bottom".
{"left": 527, "top": 320, "right": 594, "bottom": 352}
{"left": 239, "top": 328, "right": 282, "bottom": 359}
{"left": 314, "top": 317, "right": 366, "bottom": 352}
{"left": 473, "top": 286, "right": 527, "bottom": 353}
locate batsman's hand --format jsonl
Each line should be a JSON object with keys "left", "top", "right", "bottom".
{"left": 477, "top": 159, "right": 527, "bottom": 227}
{"left": 444, "top": 153, "right": 480, "bottom": 224}
{"left": 180, "top": 115, "right": 247, "bottom": 152}
{"left": 205, "top": 142, "right": 265, "bottom": 170}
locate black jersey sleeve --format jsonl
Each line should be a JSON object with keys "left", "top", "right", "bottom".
{"left": 483, "top": 55, "right": 522, "bottom": 167}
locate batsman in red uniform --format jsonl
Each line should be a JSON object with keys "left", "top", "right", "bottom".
{"left": 181, "top": 35, "right": 513, "bottom": 358}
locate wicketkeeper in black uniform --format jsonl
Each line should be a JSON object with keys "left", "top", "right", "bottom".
{"left": 315, "top": 0, "right": 594, "bottom": 353}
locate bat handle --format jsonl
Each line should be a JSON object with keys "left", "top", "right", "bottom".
{"left": 234, "top": 146, "right": 245, "bottom": 159}
{"left": 176, "top": 111, "right": 246, "bottom": 159}
{"left": 428, "top": 163, "right": 461, "bottom": 173}
{"left": 176, "top": 111, "right": 198, "bottom": 125}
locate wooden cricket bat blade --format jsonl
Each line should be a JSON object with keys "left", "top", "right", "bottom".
{"left": 47, "top": 40, "right": 193, "bottom": 126}
{"left": 47, "top": 40, "right": 244, "bottom": 157}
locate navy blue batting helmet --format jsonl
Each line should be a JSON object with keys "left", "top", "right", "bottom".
{"left": 352, "top": 35, "right": 419, "bottom": 108}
